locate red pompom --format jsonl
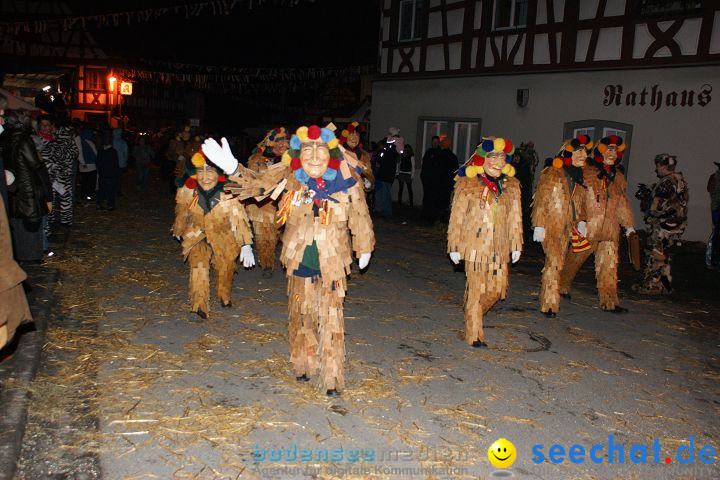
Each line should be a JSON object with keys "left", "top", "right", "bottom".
{"left": 217, "top": 175, "right": 227, "bottom": 183}
{"left": 328, "top": 158, "right": 341, "bottom": 170}
{"left": 608, "top": 134, "right": 619, "bottom": 145}
{"left": 564, "top": 157, "right": 572, "bottom": 166}
{"left": 503, "top": 139, "right": 514, "bottom": 153}
{"left": 185, "top": 177, "right": 197, "bottom": 189}
{"left": 290, "top": 157, "right": 302, "bottom": 170}
{"left": 308, "top": 125, "right": 321, "bottom": 140}
{"left": 347, "top": 124, "right": 355, "bottom": 133}
{"left": 471, "top": 153, "right": 483, "bottom": 165}
{"left": 275, "top": 127, "right": 282, "bottom": 134}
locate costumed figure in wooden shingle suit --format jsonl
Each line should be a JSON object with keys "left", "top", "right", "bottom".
{"left": 169, "top": 126, "right": 202, "bottom": 178}
{"left": 246, "top": 127, "right": 289, "bottom": 277}
{"left": 448, "top": 137, "right": 523, "bottom": 347}
{"left": 532, "top": 135, "right": 592, "bottom": 317}
{"left": 559, "top": 135, "right": 635, "bottom": 312}
{"left": 633, "top": 153, "right": 688, "bottom": 295}
{"left": 172, "top": 152, "right": 255, "bottom": 319}
{"left": 201, "top": 125, "right": 375, "bottom": 396}
{"left": 339, "top": 122, "right": 374, "bottom": 198}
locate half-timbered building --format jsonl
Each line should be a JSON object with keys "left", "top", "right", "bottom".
{"left": 372, "top": 0, "right": 720, "bottom": 241}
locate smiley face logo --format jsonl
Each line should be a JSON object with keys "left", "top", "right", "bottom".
{"left": 488, "top": 438, "right": 516, "bottom": 469}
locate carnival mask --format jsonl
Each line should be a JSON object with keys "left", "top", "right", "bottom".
{"left": 196, "top": 165, "right": 219, "bottom": 191}
{"left": 604, "top": 145, "right": 618, "bottom": 165}
{"left": 300, "top": 142, "right": 330, "bottom": 179}
{"left": 272, "top": 136, "right": 289, "bottom": 157}
{"left": 571, "top": 148, "right": 588, "bottom": 167}
{"left": 346, "top": 131, "right": 360, "bottom": 149}
{"left": 484, "top": 151, "right": 506, "bottom": 178}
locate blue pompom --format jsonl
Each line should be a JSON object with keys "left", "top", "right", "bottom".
{"left": 290, "top": 135, "right": 301, "bottom": 150}
{"left": 322, "top": 168, "right": 337, "bottom": 181}
{"left": 294, "top": 168, "right": 310, "bottom": 183}
{"left": 320, "top": 128, "right": 334, "bottom": 143}
{"left": 458, "top": 166, "right": 467, "bottom": 177}
{"left": 481, "top": 139, "right": 494, "bottom": 153}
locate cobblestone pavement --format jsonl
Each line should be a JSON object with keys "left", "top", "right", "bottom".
{"left": 9, "top": 175, "right": 720, "bottom": 480}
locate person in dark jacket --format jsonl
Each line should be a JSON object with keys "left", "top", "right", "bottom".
{"left": 2, "top": 110, "right": 53, "bottom": 262}
{"left": 96, "top": 131, "right": 120, "bottom": 211}
{"left": 374, "top": 134, "right": 401, "bottom": 218}
{"left": 421, "top": 136, "right": 457, "bottom": 223}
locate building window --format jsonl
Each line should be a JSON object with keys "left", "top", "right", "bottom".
{"left": 399, "top": 0, "right": 426, "bottom": 42}
{"left": 638, "top": 0, "right": 702, "bottom": 18}
{"left": 418, "top": 117, "right": 481, "bottom": 165}
{"left": 493, "top": 0, "right": 529, "bottom": 30}
{"left": 84, "top": 68, "right": 107, "bottom": 91}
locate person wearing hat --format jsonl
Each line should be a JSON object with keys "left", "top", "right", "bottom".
{"left": 374, "top": 127, "right": 403, "bottom": 218}
{"left": 167, "top": 126, "right": 201, "bottom": 193}
{"left": 532, "top": 135, "right": 591, "bottom": 317}
{"left": 448, "top": 137, "right": 522, "bottom": 347}
{"left": 202, "top": 125, "right": 374, "bottom": 396}
{"left": 559, "top": 135, "right": 635, "bottom": 311}
{"left": 246, "top": 127, "right": 289, "bottom": 276}
{"left": 172, "top": 152, "right": 255, "bottom": 319}
{"left": 706, "top": 162, "right": 720, "bottom": 269}
{"left": 339, "top": 122, "right": 374, "bottom": 201}
{"left": 633, "top": 154, "right": 689, "bottom": 294}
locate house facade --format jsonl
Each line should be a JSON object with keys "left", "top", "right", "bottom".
{"left": 372, "top": 0, "right": 720, "bottom": 242}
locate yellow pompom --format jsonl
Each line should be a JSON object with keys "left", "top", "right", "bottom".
{"left": 552, "top": 157, "right": 564, "bottom": 169}
{"left": 351, "top": 121, "right": 359, "bottom": 127}
{"left": 506, "top": 165, "right": 516, "bottom": 177}
{"left": 465, "top": 165, "right": 478, "bottom": 177}
{"left": 191, "top": 152, "right": 205, "bottom": 168}
{"left": 327, "top": 138, "right": 339, "bottom": 149}
{"left": 281, "top": 151, "right": 291, "bottom": 165}
{"left": 478, "top": 166, "right": 485, "bottom": 174}
{"left": 296, "top": 126, "right": 309, "bottom": 142}
{"left": 618, "top": 143, "right": 626, "bottom": 152}
{"left": 494, "top": 138, "right": 506, "bottom": 152}
{"left": 341, "top": 129, "right": 349, "bottom": 138}
{"left": 597, "top": 143, "right": 607, "bottom": 154}
{"left": 564, "top": 144, "right": 574, "bottom": 152}
{"left": 585, "top": 141, "right": 594, "bottom": 150}
{"left": 501, "top": 163, "right": 512, "bottom": 175}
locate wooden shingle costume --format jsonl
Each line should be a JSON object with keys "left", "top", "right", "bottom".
{"left": 531, "top": 136, "right": 591, "bottom": 317}
{"left": 339, "top": 122, "right": 374, "bottom": 194}
{"left": 168, "top": 127, "right": 202, "bottom": 177}
{"left": 172, "top": 152, "right": 255, "bottom": 319}
{"left": 202, "top": 125, "right": 375, "bottom": 395}
{"left": 246, "top": 128, "right": 289, "bottom": 274}
{"left": 448, "top": 137, "right": 523, "bottom": 347}
{"left": 559, "top": 135, "right": 635, "bottom": 312}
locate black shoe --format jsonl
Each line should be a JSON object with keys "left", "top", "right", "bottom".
{"left": 471, "top": 340, "right": 487, "bottom": 348}
{"left": 326, "top": 389, "right": 340, "bottom": 397}
{"left": 603, "top": 306, "right": 628, "bottom": 314}
{"left": 296, "top": 374, "right": 310, "bottom": 382}
{"left": 194, "top": 309, "right": 208, "bottom": 319}
{"left": 560, "top": 293, "right": 571, "bottom": 299}
{"left": 221, "top": 301, "right": 232, "bottom": 308}
{"left": 543, "top": 310, "right": 557, "bottom": 318}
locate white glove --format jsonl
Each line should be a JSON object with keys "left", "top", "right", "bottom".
{"left": 449, "top": 252, "right": 461, "bottom": 264}
{"left": 511, "top": 250, "right": 521, "bottom": 264}
{"left": 5, "top": 170, "right": 15, "bottom": 186}
{"left": 240, "top": 244, "right": 255, "bottom": 268}
{"left": 533, "top": 227, "right": 545, "bottom": 243}
{"left": 363, "top": 178, "right": 372, "bottom": 189}
{"left": 202, "top": 137, "right": 238, "bottom": 175}
{"left": 577, "top": 221, "right": 587, "bottom": 237}
{"left": 625, "top": 227, "right": 635, "bottom": 237}
{"left": 358, "top": 252, "right": 372, "bottom": 269}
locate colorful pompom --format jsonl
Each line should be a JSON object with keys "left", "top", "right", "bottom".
{"left": 217, "top": 175, "right": 227, "bottom": 183}
{"left": 466, "top": 165, "right": 478, "bottom": 178}
{"left": 481, "top": 139, "right": 494, "bottom": 153}
{"left": 494, "top": 138, "right": 506, "bottom": 153}
{"left": 290, "top": 135, "right": 301, "bottom": 150}
{"left": 564, "top": 157, "right": 572, "bottom": 166}
{"left": 552, "top": 157, "right": 564, "bottom": 169}
{"left": 191, "top": 152, "right": 205, "bottom": 168}
{"left": 294, "top": 168, "right": 310, "bottom": 183}
{"left": 503, "top": 139, "right": 514, "bottom": 154}
{"left": 290, "top": 157, "right": 302, "bottom": 170}
{"left": 322, "top": 168, "right": 337, "bottom": 181}
{"left": 505, "top": 165, "right": 516, "bottom": 177}
{"left": 185, "top": 177, "right": 197, "bottom": 189}
{"left": 327, "top": 138, "right": 339, "bottom": 149}
{"left": 281, "top": 151, "right": 292, "bottom": 165}
{"left": 307, "top": 125, "right": 321, "bottom": 140}
{"left": 501, "top": 163, "right": 512, "bottom": 175}
{"left": 296, "top": 126, "right": 309, "bottom": 142}
{"left": 320, "top": 128, "right": 335, "bottom": 143}
{"left": 471, "top": 153, "right": 484, "bottom": 166}
{"left": 328, "top": 158, "right": 341, "bottom": 170}
{"left": 341, "top": 129, "right": 349, "bottom": 138}
{"left": 458, "top": 166, "right": 467, "bottom": 177}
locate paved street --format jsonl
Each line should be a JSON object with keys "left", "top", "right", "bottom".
{"left": 9, "top": 175, "right": 720, "bottom": 480}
